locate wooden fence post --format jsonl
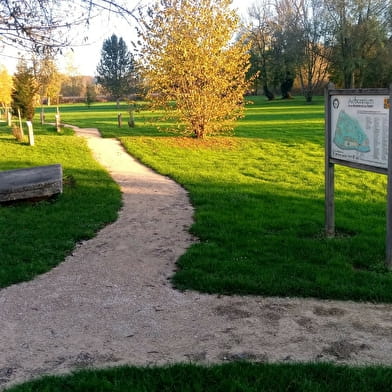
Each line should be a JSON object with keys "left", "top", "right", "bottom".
{"left": 26, "top": 121, "right": 34, "bottom": 146}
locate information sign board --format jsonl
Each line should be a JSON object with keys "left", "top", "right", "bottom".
{"left": 325, "top": 86, "right": 392, "bottom": 268}
{"left": 330, "top": 95, "right": 390, "bottom": 169}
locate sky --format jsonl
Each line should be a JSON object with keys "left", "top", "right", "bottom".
{"left": 0, "top": 0, "right": 256, "bottom": 76}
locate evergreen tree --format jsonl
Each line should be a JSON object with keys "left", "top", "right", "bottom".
{"left": 96, "top": 34, "right": 135, "bottom": 102}
{"left": 12, "top": 59, "right": 38, "bottom": 120}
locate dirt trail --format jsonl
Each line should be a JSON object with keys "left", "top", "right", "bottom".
{"left": 1, "top": 127, "right": 392, "bottom": 390}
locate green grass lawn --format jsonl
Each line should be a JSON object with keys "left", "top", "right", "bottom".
{"left": 6, "top": 362, "right": 392, "bottom": 392}
{"left": 117, "top": 96, "right": 392, "bottom": 302}
{"left": 41, "top": 101, "right": 176, "bottom": 138}
{"left": 4, "top": 98, "right": 392, "bottom": 391}
{"left": 0, "top": 121, "right": 121, "bottom": 287}
{"left": 13, "top": 97, "right": 392, "bottom": 302}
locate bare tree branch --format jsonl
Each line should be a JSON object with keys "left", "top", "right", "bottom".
{"left": 0, "top": 0, "right": 139, "bottom": 53}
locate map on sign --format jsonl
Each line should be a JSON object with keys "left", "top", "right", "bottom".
{"left": 331, "top": 95, "right": 389, "bottom": 169}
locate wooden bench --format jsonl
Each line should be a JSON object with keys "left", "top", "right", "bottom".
{"left": 0, "top": 164, "right": 63, "bottom": 203}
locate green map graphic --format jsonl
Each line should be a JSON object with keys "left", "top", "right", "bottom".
{"left": 333, "top": 110, "right": 370, "bottom": 153}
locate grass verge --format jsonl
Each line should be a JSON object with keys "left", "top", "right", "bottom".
{"left": 6, "top": 362, "right": 392, "bottom": 392}
{"left": 0, "top": 121, "right": 121, "bottom": 287}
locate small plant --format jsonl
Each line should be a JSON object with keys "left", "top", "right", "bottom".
{"left": 11, "top": 123, "right": 24, "bottom": 142}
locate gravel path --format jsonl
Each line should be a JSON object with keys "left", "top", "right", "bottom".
{"left": 1, "top": 127, "right": 392, "bottom": 390}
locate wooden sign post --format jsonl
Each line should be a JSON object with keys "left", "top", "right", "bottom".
{"left": 7, "top": 109, "right": 12, "bottom": 126}
{"left": 325, "top": 85, "right": 392, "bottom": 267}
{"left": 55, "top": 114, "right": 61, "bottom": 132}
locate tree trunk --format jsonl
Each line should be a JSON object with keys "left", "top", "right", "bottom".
{"left": 263, "top": 86, "right": 275, "bottom": 100}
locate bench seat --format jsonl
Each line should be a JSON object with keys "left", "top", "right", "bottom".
{"left": 0, "top": 164, "right": 63, "bottom": 203}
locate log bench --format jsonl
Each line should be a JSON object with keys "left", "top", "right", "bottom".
{"left": 0, "top": 164, "right": 63, "bottom": 203}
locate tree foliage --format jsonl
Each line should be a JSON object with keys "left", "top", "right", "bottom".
{"left": 246, "top": 0, "right": 392, "bottom": 99}
{"left": 96, "top": 34, "right": 135, "bottom": 101}
{"left": 33, "top": 55, "right": 63, "bottom": 105}
{"left": 138, "top": 0, "right": 251, "bottom": 138}
{"left": 246, "top": 3, "right": 275, "bottom": 99}
{"left": 0, "top": 66, "right": 13, "bottom": 108}
{"left": 11, "top": 59, "right": 39, "bottom": 120}
{"left": 324, "top": 0, "right": 392, "bottom": 88}
{"left": 85, "top": 83, "right": 97, "bottom": 106}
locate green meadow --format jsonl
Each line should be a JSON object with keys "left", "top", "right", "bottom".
{"left": 3, "top": 97, "right": 392, "bottom": 391}
{"left": 120, "top": 97, "right": 390, "bottom": 301}
{"left": 2, "top": 96, "right": 392, "bottom": 300}
{"left": 0, "top": 122, "right": 121, "bottom": 287}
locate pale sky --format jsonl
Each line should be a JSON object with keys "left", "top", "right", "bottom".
{"left": 0, "top": 0, "right": 255, "bottom": 76}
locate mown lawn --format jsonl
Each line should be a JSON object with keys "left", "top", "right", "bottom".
{"left": 117, "top": 96, "right": 392, "bottom": 302}
{"left": 6, "top": 362, "right": 392, "bottom": 392}
{"left": 4, "top": 98, "right": 392, "bottom": 391}
{"left": 41, "top": 101, "right": 176, "bottom": 138}
{"left": 2, "top": 97, "right": 391, "bottom": 301}
{"left": 0, "top": 121, "right": 121, "bottom": 287}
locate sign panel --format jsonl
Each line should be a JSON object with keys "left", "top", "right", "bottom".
{"left": 330, "top": 95, "right": 390, "bottom": 169}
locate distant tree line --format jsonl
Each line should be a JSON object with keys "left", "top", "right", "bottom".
{"left": 245, "top": 0, "right": 392, "bottom": 101}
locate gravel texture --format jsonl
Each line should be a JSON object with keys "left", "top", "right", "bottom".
{"left": 2, "top": 127, "right": 392, "bottom": 390}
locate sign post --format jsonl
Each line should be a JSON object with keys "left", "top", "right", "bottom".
{"left": 325, "top": 85, "right": 392, "bottom": 267}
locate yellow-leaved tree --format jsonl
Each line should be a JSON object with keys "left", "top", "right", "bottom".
{"left": 0, "top": 66, "right": 13, "bottom": 109}
{"left": 33, "top": 55, "right": 63, "bottom": 105}
{"left": 138, "top": 0, "right": 251, "bottom": 138}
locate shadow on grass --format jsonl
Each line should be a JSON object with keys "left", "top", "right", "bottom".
{"left": 172, "top": 180, "right": 391, "bottom": 302}
{"left": 0, "top": 166, "right": 121, "bottom": 288}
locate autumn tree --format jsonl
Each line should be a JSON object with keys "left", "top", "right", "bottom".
{"left": 60, "top": 52, "right": 86, "bottom": 98}
{"left": 0, "top": 66, "right": 13, "bottom": 109}
{"left": 96, "top": 34, "right": 135, "bottom": 102}
{"left": 33, "top": 55, "right": 63, "bottom": 105}
{"left": 11, "top": 59, "right": 39, "bottom": 120}
{"left": 138, "top": 0, "right": 251, "bottom": 138}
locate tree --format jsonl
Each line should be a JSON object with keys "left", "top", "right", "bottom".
{"left": 11, "top": 59, "right": 39, "bottom": 120}
{"left": 0, "top": 66, "right": 13, "bottom": 109}
{"left": 270, "top": 0, "right": 304, "bottom": 99}
{"left": 138, "top": 0, "right": 251, "bottom": 138}
{"left": 246, "top": 3, "right": 276, "bottom": 99}
{"left": 275, "top": 0, "right": 329, "bottom": 102}
{"left": 246, "top": 0, "right": 302, "bottom": 100}
{"left": 324, "top": 0, "right": 392, "bottom": 88}
{"left": 33, "top": 55, "right": 63, "bottom": 105}
{"left": 85, "top": 83, "right": 97, "bottom": 106}
{"left": 60, "top": 52, "right": 86, "bottom": 98}
{"left": 96, "top": 34, "right": 135, "bottom": 102}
